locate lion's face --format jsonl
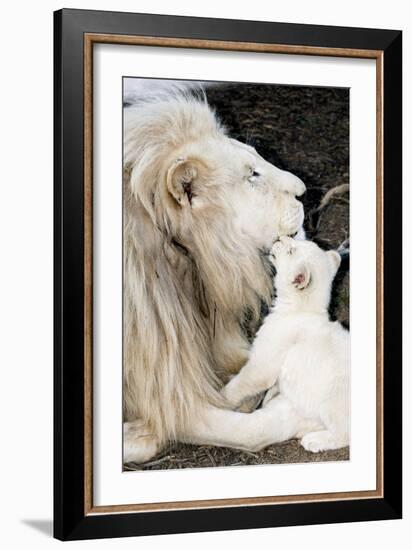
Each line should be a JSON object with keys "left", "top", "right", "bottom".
{"left": 163, "top": 134, "right": 305, "bottom": 249}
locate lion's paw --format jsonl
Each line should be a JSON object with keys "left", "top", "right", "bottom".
{"left": 123, "top": 420, "right": 161, "bottom": 463}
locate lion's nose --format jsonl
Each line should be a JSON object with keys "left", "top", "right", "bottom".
{"left": 285, "top": 173, "right": 305, "bottom": 197}
{"left": 293, "top": 176, "right": 306, "bottom": 197}
{"left": 272, "top": 167, "right": 306, "bottom": 197}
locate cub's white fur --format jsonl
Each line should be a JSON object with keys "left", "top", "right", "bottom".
{"left": 123, "top": 93, "right": 307, "bottom": 462}
{"left": 223, "top": 237, "right": 350, "bottom": 453}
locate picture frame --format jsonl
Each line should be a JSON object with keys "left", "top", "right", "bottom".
{"left": 54, "top": 8, "right": 402, "bottom": 541}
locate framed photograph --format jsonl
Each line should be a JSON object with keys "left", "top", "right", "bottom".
{"left": 54, "top": 8, "right": 402, "bottom": 541}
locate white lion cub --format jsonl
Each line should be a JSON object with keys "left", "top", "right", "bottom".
{"left": 223, "top": 237, "right": 350, "bottom": 453}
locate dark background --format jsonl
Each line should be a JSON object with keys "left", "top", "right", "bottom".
{"left": 126, "top": 82, "right": 350, "bottom": 471}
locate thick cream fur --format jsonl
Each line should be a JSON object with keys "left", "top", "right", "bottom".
{"left": 123, "top": 94, "right": 306, "bottom": 461}
{"left": 223, "top": 237, "right": 350, "bottom": 453}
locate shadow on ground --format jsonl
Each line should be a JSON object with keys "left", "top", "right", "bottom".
{"left": 21, "top": 519, "right": 53, "bottom": 537}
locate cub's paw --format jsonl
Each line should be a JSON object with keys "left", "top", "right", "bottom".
{"left": 261, "top": 383, "right": 280, "bottom": 407}
{"left": 301, "top": 430, "right": 336, "bottom": 453}
{"left": 221, "top": 381, "right": 243, "bottom": 409}
{"left": 236, "top": 393, "right": 264, "bottom": 413}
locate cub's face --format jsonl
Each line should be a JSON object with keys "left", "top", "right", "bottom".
{"left": 269, "top": 237, "right": 341, "bottom": 298}
{"left": 165, "top": 136, "right": 306, "bottom": 249}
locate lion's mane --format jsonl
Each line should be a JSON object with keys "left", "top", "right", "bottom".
{"left": 123, "top": 95, "right": 272, "bottom": 444}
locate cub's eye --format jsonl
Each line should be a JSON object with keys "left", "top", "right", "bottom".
{"left": 248, "top": 169, "right": 261, "bottom": 183}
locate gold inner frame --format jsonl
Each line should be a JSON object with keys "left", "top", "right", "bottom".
{"left": 83, "top": 33, "right": 384, "bottom": 515}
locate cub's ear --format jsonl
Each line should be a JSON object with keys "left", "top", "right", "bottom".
{"left": 291, "top": 263, "right": 311, "bottom": 290}
{"left": 166, "top": 157, "right": 204, "bottom": 206}
{"left": 327, "top": 250, "right": 341, "bottom": 275}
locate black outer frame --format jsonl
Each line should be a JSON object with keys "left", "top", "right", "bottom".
{"left": 54, "top": 8, "right": 402, "bottom": 541}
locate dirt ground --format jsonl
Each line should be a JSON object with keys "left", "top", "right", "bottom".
{"left": 125, "top": 83, "right": 350, "bottom": 471}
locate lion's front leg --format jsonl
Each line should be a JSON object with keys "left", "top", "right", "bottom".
{"left": 123, "top": 420, "right": 163, "bottom": 464}
{"left": 184, "top": 399, "right": 312, "bottom": 452}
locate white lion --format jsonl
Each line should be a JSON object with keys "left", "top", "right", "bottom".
{"left": 223, "top": 237, "right": 350, "bottom": 452}
{"left": 123, "top": 93, "right": 306, "bottom": 463}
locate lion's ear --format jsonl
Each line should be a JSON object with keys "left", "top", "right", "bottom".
{"left": 166, "top": 157, "right": 203, "bottom": 206}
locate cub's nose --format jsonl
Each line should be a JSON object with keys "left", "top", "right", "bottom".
{"left": 271, "top": 239, "right": 283, "bottom": 255}
{"left": 279, "top": 236, "right": 294, "bottom": 246}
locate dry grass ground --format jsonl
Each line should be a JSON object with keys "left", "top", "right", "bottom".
{"left": 125, "top": 441, "right": 349, "bottom": 471}
{"left": 125, "top": 82, "right": 350, "bottom": 472}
